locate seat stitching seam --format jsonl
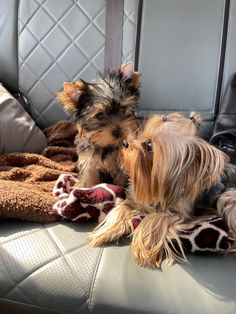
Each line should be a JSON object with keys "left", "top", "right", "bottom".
{"left": 88, "top": 246, "right": 104, "bottom": 310}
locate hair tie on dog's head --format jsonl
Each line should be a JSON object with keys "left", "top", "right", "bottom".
{"left": 162, "top": 115, "right": 167, "bottom": 122}
{"left": 189, "top": 112, "right": 202, "bottom": 127}
{"left": 143, "top": 140, "right": 152, "bottom": 152}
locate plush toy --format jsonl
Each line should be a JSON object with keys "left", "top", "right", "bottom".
{"left": 53, "top": 174, "right": 126, "bottom": 223}
{"left": 53, "top": 174, "right": 233, "bottom": 254}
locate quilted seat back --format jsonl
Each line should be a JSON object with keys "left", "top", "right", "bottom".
{"left": 1, "top": 0, "right": 236, "bottom": 138}
{"left": 0, "top": 0, "right": 138, "bottom": 128}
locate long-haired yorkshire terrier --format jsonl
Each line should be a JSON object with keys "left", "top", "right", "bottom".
{"left": 88, "top": 112, "right": 236, "bottom": 268}
{"left": 57, "top": 62, "right": 140, "bottom": 187}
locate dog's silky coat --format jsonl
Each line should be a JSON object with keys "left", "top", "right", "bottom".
{"left": 57, "top": 62, "right": 140, "bottom": 188}
{"left": 88, "top": 112, "right": 236, "bottom": 268}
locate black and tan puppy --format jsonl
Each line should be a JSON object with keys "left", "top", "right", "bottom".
{"left": 57, "top": 62, "right": 140, "bottom": 187}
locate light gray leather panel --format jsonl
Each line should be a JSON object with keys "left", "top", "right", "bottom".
{"left": 138, "top": 0, "right": 226, "bottom": 137}
{"left": 221, "top": 0, "right": 236, "bottom": 95}
{"left": 0, "top": 0, "right": 19, "bottom": 91}
{"left": 91, "top": 244, "right": 236, "bottom": 314}
{"left": 105, "top": 0, "right": 124, "bottom": 69}
{"left": 17, "top": 0, "right": 138, "bottom": 129}
{"left": 18, "top": 0, "right": 106, "bottom": 128}
{"left": 1, "top": 221, "right": 236, "bottom": 314}
{"left": 0, "top": 221, "right": 102, "bottom": 314}
{"left": 122, "top": 0, "right": 138, "bottom": 64}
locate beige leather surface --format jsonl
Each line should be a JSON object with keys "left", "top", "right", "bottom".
{"left": 92, "top": 245, "right": 236, "bottom": 314}
{"left": 0, "top": 221, "right": 101, "bottom": 313}
{"left": 1, "top": 220, "right": 236, "bottom": 314}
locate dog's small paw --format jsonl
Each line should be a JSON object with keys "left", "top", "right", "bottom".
{"left": 131, "top": 237, "right": 163, "bottom": 268}
{"left": 87, "top": 230, "right": 111, "bottom": 247}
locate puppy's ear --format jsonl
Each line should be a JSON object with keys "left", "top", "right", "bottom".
{"left": 57, "top": 81, "right": 86, "bottom": 112}
{"left": 120, "top": 62, "right": 134, "bottom": 79}
{"left": 63, "top": 82, "right": 81, "bottom": 102}
{"left": 119, "top": 62, "right": 141, "bottom": 88}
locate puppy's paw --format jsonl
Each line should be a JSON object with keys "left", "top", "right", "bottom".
{"left": 131, "top": 212, "right": 188, "bottom": 268}
{"left": 131, "top": 228, "right": 163, "bottom": 268}
{"left": 87, "top": 199, "right": 145, "bottom": 246}
{"left": 87, "top": 225, "right": 122, "bottom": 246}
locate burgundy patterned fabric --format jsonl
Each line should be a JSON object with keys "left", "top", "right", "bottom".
{"left": 53, "top": 175, "right": 232, "bottom": 253}
{"left": 131, "top": 216, "right": 232, "bottom": 253}
{"left": 180, "top": 217, "right": 232, "bottom": 253}
{"left": 53, "top": 174, "right": 126, "bottom": 222}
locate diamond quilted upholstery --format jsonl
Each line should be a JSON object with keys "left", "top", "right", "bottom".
{"left": 122, "top": 0, "right": 138, "bottom": 64}
{"left": 18, "top": 0, "right": 138, "bottom": 129}
{"left": 2, "top": 223, "right": 236, "bottom": 314}
{"left": 0, "top": 220, "right": 102, "bottom": 313}
{"left": 18, "top": 0, "right": 106, "bottom": 128}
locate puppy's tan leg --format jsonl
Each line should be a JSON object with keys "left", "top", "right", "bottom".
{"left": 87, "top": 199, "right": 147, "bottom": 246}
{"left": 76, "top": 171, "right": 101, "bottom": 188}
{"left": 131, "top": 212, "right": 188, "bottom": 268}
{"left": 76, "top": 154, "right": 102, "bottom": 188}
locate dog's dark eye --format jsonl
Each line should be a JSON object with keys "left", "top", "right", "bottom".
{"left": 95, "top": 112, "right": 104, "bottom": 120}
{"left": 120, "top": 107, "right": 126, "bottom": 114}
{"left": 143, "top": 140, "right": 152, "bottom": 152}
{"left": 123, "top": 140, "right": 129, "bottom": 148}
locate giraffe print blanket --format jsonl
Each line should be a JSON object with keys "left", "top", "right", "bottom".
{"left": 53, "top": 174, "right": 232, "bottom": 254}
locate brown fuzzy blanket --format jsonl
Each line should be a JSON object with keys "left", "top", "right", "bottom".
{"left": 0, "top": 121, "right": 78, "bottom": 222}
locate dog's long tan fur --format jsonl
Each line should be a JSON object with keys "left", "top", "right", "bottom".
{"left": 88, "top": 112, "right": 231, "bottom": 268}
{"left": 127, "top": 134, "right": 227, "bottom": 267}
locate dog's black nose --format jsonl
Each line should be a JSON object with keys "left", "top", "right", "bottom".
{"left": 112, "top": 128, "right": 122, "bottom": 138}
{"left": 123, "top": 140, "right": 129, "bottom": 148}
